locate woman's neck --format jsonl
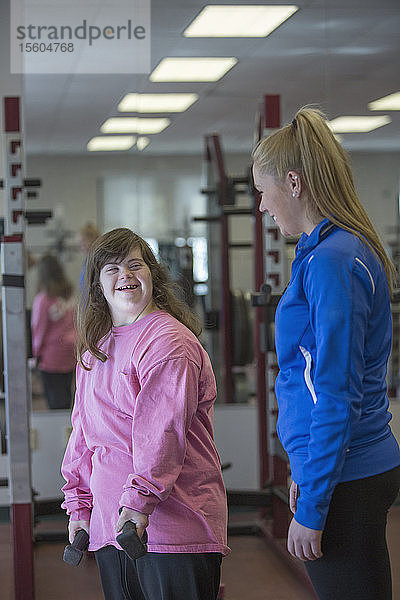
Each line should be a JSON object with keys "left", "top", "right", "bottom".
{"left": 113, "top": 300, "right": 159, "bottom": 327}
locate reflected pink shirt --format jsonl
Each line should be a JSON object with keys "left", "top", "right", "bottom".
{"left": 31, "top": 292, "right": 76, "bottom": 373}
{"left": 61, "top": 311, "right": 229, "bottom": 555}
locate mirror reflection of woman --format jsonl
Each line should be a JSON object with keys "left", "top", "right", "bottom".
{"left": 61, "top": 228, "right": 229, "bottom": 600}
{"left": 31, "top": 254, "right": 76, "bottom": 409}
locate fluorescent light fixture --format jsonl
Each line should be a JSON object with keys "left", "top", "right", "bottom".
{"left": 329, "top": 115, "right": 391, "bottom": 133}
{"left": 87, "top": 136, "right": 135, "bottom": 151}
{"left": 136, "top": 137, "right": 150, "bottom": 151}
{"left": 183, "top": 5, "right": 298, "bottom": 37}
{"left": 118, "top": 93, "right": 199, "bottom": 113}
{"left": 368, "top": 91, "right": 400, "bottom": 111}
{"left": 100, "top": 117, "right": 170, "bottom": 134}
{"left": 150, "top": 57, "right": 237, "bottom": 82}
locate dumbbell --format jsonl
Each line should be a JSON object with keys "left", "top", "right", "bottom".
{"left": 63, "top": 529, "right": 89, "bottom": 566}
{"left": 116, "top": 521, "right": 148, "bottom": 560}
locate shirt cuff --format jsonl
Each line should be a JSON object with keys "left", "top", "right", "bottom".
{"left": 294, "top": 495, "right": 330, "bottom": 530}
{"left": 67, "top": 507, "right": 92, "bottom": 522}
{"left": 119, "top": 489, "right": 159, "bottom": 516}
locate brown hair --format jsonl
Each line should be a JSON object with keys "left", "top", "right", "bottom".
{"left": 36, "top": 254, "right": 73, "bottom": 299}
{"left": 252, "top": 106, "right": 396, "bottom": 293}
{"left": 77, "top": 228, "right": 202, "bottom": 369}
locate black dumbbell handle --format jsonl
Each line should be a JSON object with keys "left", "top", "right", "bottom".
{"left": 72, "top": 529, "right": 90, "bottom": 551}
{"left": 116, "top": 521, "right": 147, "bottom": 560}
{"left": 63, "top": 529, "right": 89, "bottom": 566}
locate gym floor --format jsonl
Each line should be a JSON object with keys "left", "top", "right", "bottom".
{"left": 1, "top": 505, "right": 400, "bottom": 600}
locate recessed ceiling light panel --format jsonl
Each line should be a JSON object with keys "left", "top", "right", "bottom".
{"left": 87, "top": 136, "right": 136, "bottom": 151}
{"left": 100, "top": 117, "right": 171, "bottom": 134}
{"left": 136, "top": 137, "right": 150, "bottom": 150}
{"left": 368, "top": 92, "right": 400, "bottom": 111}
{"left": 118, "top": 93, "right": 199, "bottom": 113}
{"left": 183, "top": 5, "right": 298, "bottom": 37}
{"left": 149, "top": 57, "right": 238, "bottom": 82}
{"left": 329, "top": 115, "right": 391, "bottom": 133}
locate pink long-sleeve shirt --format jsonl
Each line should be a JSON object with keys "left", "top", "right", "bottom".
{"left": 61, "top": 310, "right": 229, "bottom": 555}
{"left": 31, "top": 292, "right": 77, "bottom": 373}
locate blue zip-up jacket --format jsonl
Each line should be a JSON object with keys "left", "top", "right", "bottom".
{"left": 275, "top": 218, "right": 400, "bottom": 530}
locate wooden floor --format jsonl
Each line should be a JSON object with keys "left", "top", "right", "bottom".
{"left": 1, "top": 506, "right": 399, "bottom": 599}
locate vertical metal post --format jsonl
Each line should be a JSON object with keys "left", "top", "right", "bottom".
{"left": 264, "top": 95, "right": 281, "bottom": 129}
{"left": 203, "top": 140, "right": 223, "bottom": 397}
{"left": 1, "top": 96, "right": 35, "bottom": 600}
{"left": 253, "top": 196, "right": 269, "bottom": 486}
{"left": 206, "top": 134, "right": 233, "bottom": 404}
{"left": 254, "top": 94, "right": 290, "bottom": 528}
{"left": 252, "top": 92, "right": 281, "bottom": 487}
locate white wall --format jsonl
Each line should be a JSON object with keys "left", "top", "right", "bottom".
{"left": 350, "top": 152, "right": 400, "bottom": 245}
{"left": 214, "top": 404, "right": 259, "bottom": 490}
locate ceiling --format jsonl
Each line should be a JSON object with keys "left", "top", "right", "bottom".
{"left": 24, "top": 0, "right": 400, "bottom": 156}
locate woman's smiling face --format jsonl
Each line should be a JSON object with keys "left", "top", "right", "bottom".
{"left": 252, "top": 164, "right": 309, "bottom": 237}
{"left": 99, "top": 246, "right": 154, "bottom": 326}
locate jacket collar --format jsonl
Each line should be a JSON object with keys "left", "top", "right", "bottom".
{"left": 295, "top": 217, "right": 335, "bottom": 256}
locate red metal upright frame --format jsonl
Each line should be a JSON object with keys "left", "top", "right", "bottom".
{"left": 253, "top": 95, "right": 281, "bottom": 488}
{"left": 2, "top": 97, "right": 35, "bottom": 600}
{"left": 253, "top": 95, "right": 317, "bottom": 595}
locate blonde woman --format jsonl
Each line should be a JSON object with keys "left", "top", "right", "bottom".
{"left": 252, "top": 107, "right": 400, "bottom": 600}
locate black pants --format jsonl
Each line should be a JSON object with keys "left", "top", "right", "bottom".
{"left": 95, "top": 546, "right": 222, "bottom": 600}
{"left": 305, "top": 465, "right": 400, "bottom": 600}
{"left": 40, "top": 370, "right": 73, "bottom": 409}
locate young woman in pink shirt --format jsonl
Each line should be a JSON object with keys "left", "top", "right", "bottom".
{"left": 31, "top": 254, "right": 77, "bottom": 409}
{"left": 61, "top": 228, "right": 229, "bottom": 600}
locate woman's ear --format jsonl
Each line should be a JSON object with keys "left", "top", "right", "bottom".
{"left": 287, "top": 171, "right": 301, "bottom": 198}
